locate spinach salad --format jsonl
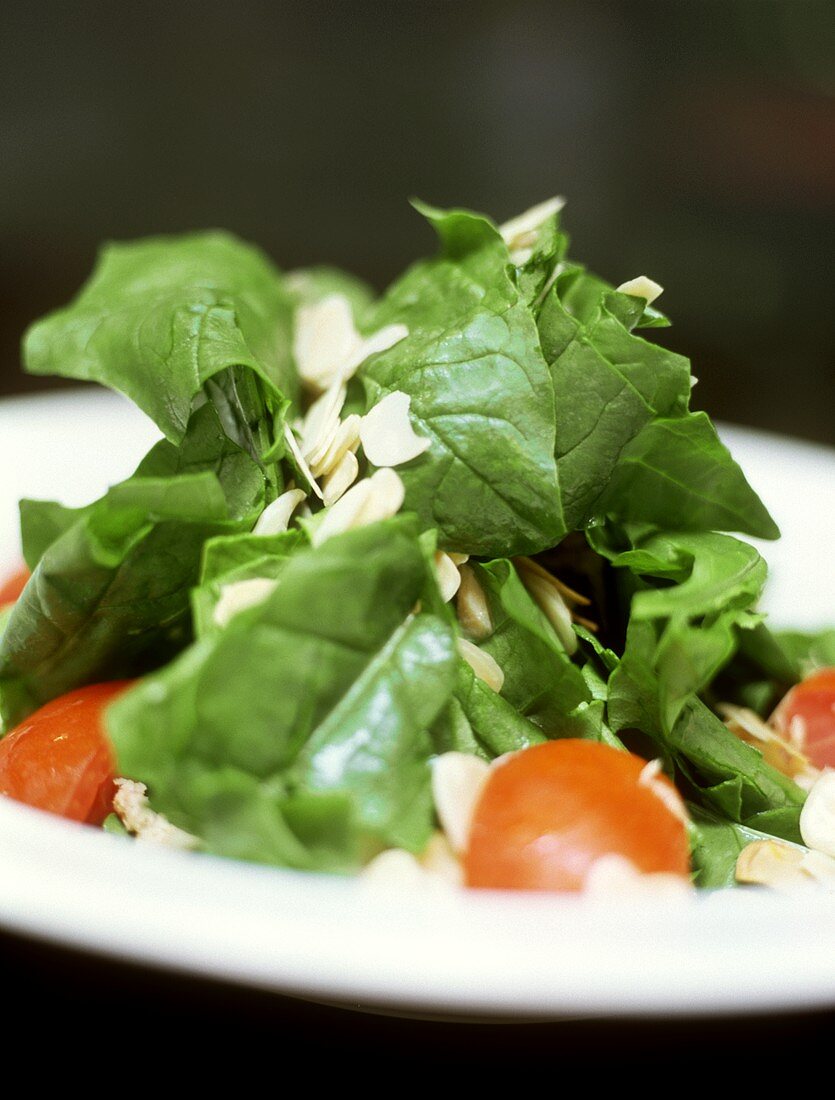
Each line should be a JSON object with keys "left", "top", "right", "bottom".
{"left": 1, "top": 198, "right": 834, "bottom": 895}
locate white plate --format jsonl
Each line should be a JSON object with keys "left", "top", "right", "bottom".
{"left": 0, "top": 388, "right": 834, "bottom": 1019}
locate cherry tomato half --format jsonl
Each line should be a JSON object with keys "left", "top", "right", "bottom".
{"left": 0, "top": 682, "right": 132, "bottom": 824}
{"left": 464, "top": 739, "right": 691, "bottom": 892}
{"left": 0, "top": 567, "right": 29, "bottom": 607}
{"left": 771, "top": 668, "right": 835, "bottom": 771}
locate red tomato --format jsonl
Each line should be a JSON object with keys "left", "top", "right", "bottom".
{"left": 0, "top": 566, "right": 29, "bottom": 607}
{"left": 771, "top": 668, "right": 835, "bottom": 771}
{"left": 0, "top": 682, "right": 132, "bottom": 824}
{"left": 464, "top": 740, "right": 691, "bottom": 892}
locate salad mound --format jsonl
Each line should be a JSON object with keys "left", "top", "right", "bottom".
{"left": 1, "top": 197, "right": 834, "bottom": 894}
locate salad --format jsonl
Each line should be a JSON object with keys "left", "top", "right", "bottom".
{"left": 0, "top": 197, "right": 834, "bottom": 896}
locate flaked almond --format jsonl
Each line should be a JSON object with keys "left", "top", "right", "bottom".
{"left": 800, "top": 770, "right": 835, "bottom": 858}
{"left": 522, "top": 572, "right": 577, "bottom": 654}
{"left": 213, "top": 577, "right": 278, "bottom": 627}
{"left": 360, "top": 390, "right": 431, "bottom": 468}
{"left": 113, "top": 778, "right": 198, "bottom": 850}
{"left": 300, "top": 377, "right": 347, "bottom": 464}
{"left": 420, "top": 831, "right": 464, "bottom": 886}
{"left": 294, "top": 294, "right": 356, "bottom": 392}
{"left": 361, "top": 848, "right": 428, "bottom": 888}
{"left": 735, "top": 839, "right": 808, "bottom": 890}
{"left": 458, "top": 638, "right": 504, "bottom": 693}
{"left": 514, "top": 556, "right": 591, "bottom": 607}
{"left": 310, "top": 413, "right": 362, "bottom": 478}
{"left": 311, "top": 468, "right": 405, "bottom": 547}
{"left": 616, "top": 275, "right": 664, "bottom": 304}
{"left": 721, "top": 703, "right": 818, "bottom": 786}
{"left": 431, "top": 751, "right": 491, "bottom": 855}
{"left": 584, "top": 854, "right": 692, "bottom": 899}
{"left": 447, "top": 552, "right": 470, "bottom": 566}
{"left": 637, "top": 759, "right": 690, "bottom": 826}
{"left": 456, "top": 564, "right": 493, "bottom": 641}
{"left": 252, "top": 488, "right": 306, "bottom": 536}
{"left": 283, "top": 423, "right": 323, "bottom": 499}
{"left": 353, "top": 467, "right": 405, "bottom": 526}
{"left": 499, "top": 196, "right": 566, "bottom": 262}
{"left": 434, "top": 551, "right": 462, "bottom": 603}
{"left": 322, "top": 449, "right": 359, "bottom": 506}
{"left": 311, "top": 477, "right": 376, "bottom": 547}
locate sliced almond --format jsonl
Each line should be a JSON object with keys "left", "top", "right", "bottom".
{"left": 420, "top": 831, "right": 464, "bottom": 886}
{"left": 522, "top": 572, "right": 577, "bottom": 654}
{"left": 584, "top": 854, "right": 692, "bottom": 899}
{"left": 213, "top": 577, "right": 278, "bottom": 627}
{"left": 447, "top": 552, "right": 470, "bottom": 566}
{"left": 294, "top": 294, "right": 357, "bottom": 392}
{"left": 322, "top": 449, "right": 359, "bottom": 506}
{"left": 311, "top": 477, "right": 376, "bottom": 547}
{"left": 310, "top": 413, "right": 362, "bottom": 478}
{"left": 283, "top": 423, "right": 323, "bottom": 500}
{"left": 431, "top": 752, "right": 490, "bottom": 855}
{"left": 736, "top": 839, "right": 808, "bottom": 890}
{"left": 434, "top": 551, "right": 462, "bottom": 603}
{"left": 456, "top": 564, "right": 493, "bottom": 641}
{"left": 361, "top": 848, "right": 428, "bottom": 888}
{"left": 360, "top": 390, "right": 431, "bottom": 468}
{"left": 721, "top": 703, "right": 819, "bottom": 786}
{"left": 616, "top": 275, "right": 664, "bottom": 305}
{"left": 300, "top": 377, "right": 347, "bottom": 463}
{"left": 458, "top": 638, "right": 504, "bottom": 693}
{"left": 514, "top": 556, "right": 591, "bottom": 607}
{"left": 113, "top": 778, "right": 198, "bottom": 850}
{"left": 638, "top": 759, "right": 690, "bottom": 826}
{"left": 252, "top": 488, "right": 306, "bottom": 536}
{"left": 311, "top": 468, "right": 405, "bottom": 548}
{"left": 499, "top": 196, "right": 565, "bottom": 260}
{"left": 800, "top": 770, "right": 835, "bottom": 858}
{"left": 354, "top": 467, "right": 405, "bottom": 526}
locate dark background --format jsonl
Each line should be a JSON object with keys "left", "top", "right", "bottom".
{"left": 1, "top": 0, "right": 833, "bottom": 1058}
{"left": 1, "top": 0, "right": 833, "bottom": 444}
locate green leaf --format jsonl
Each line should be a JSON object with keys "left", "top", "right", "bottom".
{"left": 24, "top": 232, "right": 297, "bottom": 443}
{"left": 596, "top": 414, "right": 780, "bottom": 539}
{"left": 291, "top": 614, "right": 458, "bottom": 853}
{"left": 360, "top": 203, "right": 564, "bottom": 556}
{"left": 537, "top": 264, "right": 777, "bottom": 539}
{"left": 595, "top": 528, "right": 768, "bottom": 730}
{"left": 107, "top": 517, "right": 454, "bottom": 867}
{"left": 473, "top": 559, "right": 591, "bottom": 734}
{"left": 0, "top": 406, "right": 264, "bottom": 726}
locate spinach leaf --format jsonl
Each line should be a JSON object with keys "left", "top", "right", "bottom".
{"left": 0, "top": 406, "right": 264, "bottom": 726}
{"left": 594, "top": 527, "right": 767, "bottom": 730}
{"left": 608, "top": 620, "right": 805, "bottom": 841}
{"left": 537, "top": 265, "right": 777, "bottom": 539}
{"left": 360, "top": 203, "right": 564, "bottom": 557}
{"left": 24, "top": 232, "right": 297, "bottom": 443}
{"left": 107, "top": 517, "right": 458, "bottom": 867}
{"left": 472, "top": 559, "right": 592, "bottom": 735}
{"left": 290, "top": 613, "right": 457, "bottom": 853}
{"left": 687, "top": 806, "right": 773, "bottom": 889}
{"left": 596, "top": 414, "right": 779, "bottom": 539}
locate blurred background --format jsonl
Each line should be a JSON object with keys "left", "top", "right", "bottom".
{"left": 1, "top": 0, "right": 833, "bottom": 445}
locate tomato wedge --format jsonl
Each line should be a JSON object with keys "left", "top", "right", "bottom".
{"left": 771, "top": 668, "right": 835, "bottom": 771}
{"left": 0, "top": 566, "right": 29, "bottom": 607}
{"left": 464, "top": 740, "right": 691, "bottom": 892}
{"left": 0, "top": 682, "right": 132, "bottom": 824}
